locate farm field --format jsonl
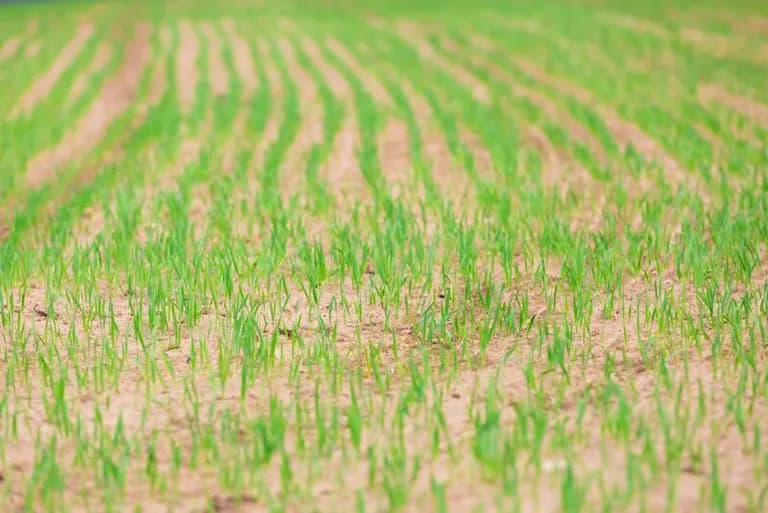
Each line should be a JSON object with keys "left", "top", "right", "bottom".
{"left": 1, "top": 0, "right": 768, "bottom": 511}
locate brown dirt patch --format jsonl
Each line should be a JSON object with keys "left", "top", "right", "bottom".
{"left": 386, "top": 20, "right": 490, "bottom": 105}
{"left": 597, "top": 12, "right": 669, "bottom": 38}
{"left": 298, "top": 36, "right": 367, "bottom": 209}
{"left": 325, "top": 36, "right": 393, "bottom": 109}
{"left": 10, "top": 23, "right": 94, "bottom": 119}
{"left": 219, "top": 19, "right": 258, "bottom": 174}
{"left": 670, "top": 10, "right": 768, "bottom": 36}
{"left": 322, "top": 117, "right": 364, "bottom": 207}
{"left": 23, "top": 40, "right": 41, "bottom": 59}
{"left": 177, "top": 20, "right": 199, "bottom": 115}
{"left": 393, "top": 75, "right": 473, "bottom": 209}
{"left": 453, "top": 34, "right": 609, "bottom": 167}
{"left": 300, "top": 37, "right": 350, "bottom": 99}
{"left": 25, "top": 23, "right": 152, "bottom": 189}
{"left": 222, "top": 18, "right": 258, "bottom": 142}
{"left": 698, "top": 83, "right": 768, "bottom": 129}
{"left": 600, "top": 12, "right": 768, "bottom": 63}
{"left": 739, "top": 16, "right": 768, "bottom": 34}
{"left": 510, "top": 56, "right": 697, "bottom": 193}
{"left": 246, "top": 40, "right": 283, "bottom": 175}
{"left": 222, "top": 19, "right": 257, "bottom": 99}
{"left": 276, "top": 36, "right": 323, "bottom": 201}
{"left": 69, "top": 25, "right": 172, "bottom": 250}
{"left": 0, "top": 34, "right": 21, "bottom": 61}
{"left": 0, "top": 19, "right": 36, "bottom": 62}
{"left": 681, "top": 27, "right": 768, "bottom": 63}
{"left": 200, "top": 21, "right": 229, "bottom": 97}
{"left": 377, "top": 116, "right": 413, "bottom": 198}
{"left": 67, "top": 41, "right": 111, "bottom": 104}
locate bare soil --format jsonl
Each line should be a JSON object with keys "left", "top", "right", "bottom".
{"left": 177, "top": 20, "right": 199, "bottom": 115}
{"left": 10, "top": 23, "right": 94, "bottom": 119}
{"left": 201, "top": 21, "right": 229, "bottom": 97}
{"left": 25, "top": 23, "right": 151, "bottom": 189}
{"left": 276, "top": 36, "right": 323, "bottom": 201}
{"left": 67, "top": 41, "right": 111, "bottom": 104}
{"left": 390, "top": 20, "right": 490, "bottom": 105}
{"left": 698, "top": 83, "right": 768, "bottom": 129}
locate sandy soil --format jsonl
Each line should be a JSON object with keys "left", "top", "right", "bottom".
{"left": 68, "top": 24, "right": 172, "bottom": 250}
{"left": 510, "top": 57, "right": 701, "bottom": 195}
{"left": 67, "top": 41, "right": 111, "bottom": 104}
{"left": 10, "top": 23, "right": 94, "bottom": 119}
{"left": 177, "top": 20, "right": 199, "bottom": 115}
{"left": 25, "top": 23, "right": 151, "bottom": 189}
{"left": 396, "top": 78, "right": 472, "bottom": 207}
{"left": 276, "top": 36, "right": 323, "bottom": 201}
{"left": 296, "top": 36, "right": 368, "bottom": 208}
{"left": 3, "top": 10, "right": 767, "bottom": 513}
{"left": 698, "top": 83, "right": 768, "bottom": 129}
{"left": 388, "top": 20, "right": 490, "bottom": 105}
{"left": 597, "top": 12, "right": 669, "bottom": 37}
{"left": 200, "top": 21, "right": 229, "bottom": 97}
{"left": 455, "top": 34, "right": 609, "bottom": 168}
{"left": 222, "top": 18, "right": 258, "bottom": 142}
{"left": 599, "top": 12, "right": 768, "bottom": 63}
{"left": 0, "top": 33, "right": 21, "bottom": 61}
{"left": 3, "top": 261, "right": 765, "bottom": 513}
{"left": 0, "top": 19, "right": 37, "bottom": 62}
{"left": 377, "top": 116, "right": 413, "bottom": 196}
{"left": 247, "top": 40, "right": 284, "bottom": 174}
{"left": 325, "top": 37, "right": 393, "bottom": 110}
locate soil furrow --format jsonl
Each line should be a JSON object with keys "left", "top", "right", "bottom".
{"left": 277, "top": 37, "right": 323, "bottom": 201}
{"left": 23, "top": 40, "right": 41, "bottom": 59}
{"left": 222, "top": 19, "right": 257, "bottom": 100}
{"left": 67, "top": 42, "right": 112, "bottom": 104}
{"left": 325, "top": 37, "right": 392, "bottom": 109}
{"left": 176, "top": 20, "right": 198, "bottom": 115}
{"left": 143, "top": 25, "right": 172, "bottom": 111}
{"left": 10, "top": 23, "right": 94, "bottom": 118}
{"left": 200, "top": 21, "right": 228, "bottom": 97}
{"left": 0, "top": 19, "right": 37, "bottom": 62}
{"left": 25, "top": 23, "right": 152, "bottom": 189}
{"left": 0, "top": 34, "right": 22, "bottom": 61}
{"left": 397, "top": 79, "right": 465, "bottom": 204}
{"left": 447, "top": 33, "right": 609, "bottom": 166}
{"left": 597, "top": 12, "right": 669, "bottom": 38}
{"left": 599, "top": 12, "right": 768, "bottom": 63}
{"left": 376, "top": 117, "right": 412, "bottom": 198}
{"left": 510, "top": 56, "right": 692, "bottom": 191}
{"left": 680, "top": 27, "right": 768, "bottom": 63}
{"left": 389, "top": 21, "right": 490, "bottom": 105}
{"left": 303, "top": 38, "right": 364, "bottom": 207}
{"left": 698, "top": 83, "right": 768, "bottom": 129}
{"left": 71, "top": 26, "right": 171, "bottom": 249}
{"left": 457, "top": 125, "right": 494, "bottom": 182}
{"left": 247, "top": 40, "right": 283, "bottom": 175}
{"left": 300, "top": 37, "right": 350, "bottom": 99}
{"left": 220, "top": 19, "right": 258, "bottom": 173}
